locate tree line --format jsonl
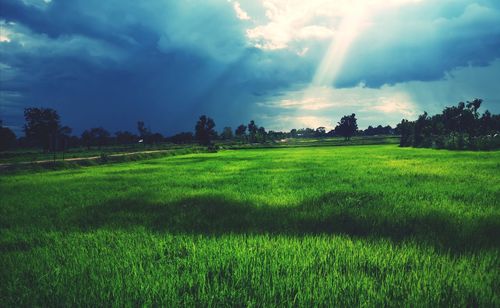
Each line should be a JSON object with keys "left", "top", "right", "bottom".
{"left": 396, "top": 99, "right": 500, "bottom": 150}
{"left": 0, "top": 108, "right": 365, "bottom": 152}
{"left": 1, "top": 98, "right": 498, "bottom": 152}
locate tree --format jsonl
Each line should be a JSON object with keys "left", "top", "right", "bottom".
{"left": 221, "top": 127, "right": 233, "bottom": 140}
{"left": 167, "top": 132, "right": 194, "bottom": 144}
{"left": 315, "top": 127, "right": 326, "bottom": 137}
{"left": 115, "top": 131, "right": 138, "bottom": 145}
{"left": 235, "top": 124, "right": 247, "bottom": 141}
{"left": 57, "top": 126, "right": 72, "bottom": 152}
{"left": 478, "top": 110, "right": 497, "bottom": 136}
{"left": 195, "top": 115, "right": 216, "bottom": 146}
{"left": 150, "top": 133, "right": 164, "bottom": 144}
{"left": 396, "top": 119, "right": 414, "bottom": 147}
{"left": 257, "top": 126, "right": 267, "bottom": 143}
{"left": 413, "top": 112, "right": 432, "bottom": 147}
{"left": 397, "top": 99, "right": 500, "bottom": 150}
{"left": 23, "top": 107, "right": 61, "bottom": 152}
{"left": 0, "top": 120, "right": 17, "bottom": 151}
{"left": 81, "top": 130, "right": 93, "bottom": 150}
{"left": 335, "top": 114, "right": 358, "bottom": 141}
{"left": 363, "top": 125, "right": 394, "bottom": 136}
{"left": 93, "top": 128, "right": 110, "bottom": 149}
{"left": 81, "top": 127, "right": 111, "bottom": 149}
{"left": 248, "top": 120, "right": 258, "bottom": 143}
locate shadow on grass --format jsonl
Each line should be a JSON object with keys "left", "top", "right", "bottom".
{"left": 69, "top": 192, "right": 500, "bottom": 253}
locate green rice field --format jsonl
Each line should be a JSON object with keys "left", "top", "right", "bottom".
{"left": 1, "top": 145, "right": 499, "bottom": 306}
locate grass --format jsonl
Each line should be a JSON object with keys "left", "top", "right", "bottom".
{"left": 0, "top": 143, "right": 192, "bottom": 164}
{"left": 1, "top": 145, "right": 499, "bottom": 306}
{"left": 0, "top": 135, "right": 399, "bottom": 164}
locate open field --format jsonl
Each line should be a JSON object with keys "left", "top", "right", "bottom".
{"left": 1, "top": 145, "right": 499, "bottom": 306}
{"left": 0, "top": 135, "right": 399, "bottom": 165}
{"left": 0, "top": 143, "right": 190, "bottom": 165}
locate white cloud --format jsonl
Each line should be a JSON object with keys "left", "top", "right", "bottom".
{"left": 0, "top": 21, "right": 12, "bottom": 43}
{"left": 243, "top": 0, "right": 426, "bottom": 51}
{"left": 0, "top": 21, "right": 126, "bottom": 62}
{"left": 233, "top": 2, "right": 251, "bottom": 20}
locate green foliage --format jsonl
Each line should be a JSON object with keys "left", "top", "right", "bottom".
{"left": 0, "top": 121, "right": 17, "bottom": 151}
{"left": 81, "top": 127, "right": 111, "bottom": 149}
{"left": 398, "top": 99, "right": 500, "bottom": 150}
{"left": 234, "top": 124, "right": 247, "bottom": 141}
{"left": 220, "top": 126, "right": 233, "bottom": 140}
{"left": 1, "top": 145, "right": 499, "bottom": 306}
{"left": 335, "top": 113, "right": 358, "bottom": 140}
{"left": 247, "top": 120, "right": 258, "bottom": 143}
{"left": 23, "top": 107, "right": 61, "bottom": 151}
{"left": 195, "top": 115, "right": 217, "bottom": 146}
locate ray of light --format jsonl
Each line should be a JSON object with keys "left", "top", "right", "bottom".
{"left": 277, "top": 0, "right": 426, "bottom": 130}
{"left": 312, "top": 4, "right": 368, "bottom": 87}
{"left": 312, "top": 0, "right": 425, "bottom": 87}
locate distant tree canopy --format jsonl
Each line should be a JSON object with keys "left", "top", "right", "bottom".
{"left": 257, "top": 126, "right": 267, "bottom": 143}
{"left": 235, "top": 124, "right": 247, "bottom": 140}
{"left": 221, "top": 127, "right": 233, "bottom": 140}
{"left": 397, "top": 99, "right": 500, "bottom": 150}
{"left": 315, "top": 127, "right": 326, "bottom": 137}
{"left": 0, "top": 120, "right": 17, "bottom": 151}
{"left": 363, "top": 125, "right": 394, "bottom": 136}
{"left": 195, "top": 115, "right": 217, "bottom": 146}
{"left": 167, "top": 132, "right": 194, "bottom": 144}
{"left": 57, "top": 125, "right": 73, "bottom": 152}
{"left": 81, "top": 127, "right": 111, "bottom": 149}
{"left": 12, "top": 103, "right": 489, "bottom": 153}
{"left": 335, "top": 114, "right": 358, "bottom": 141}
{"left": 246, "top": 120, "right": 268, "bottom": 143}
{"left": 248, "top": 120, "right": 258, "bottom": 143}
{"left": 115, "top": 131, "right": 138, "bottom": 145}
{"left": 23, "top": 107, "right": 63, "bottom": 152}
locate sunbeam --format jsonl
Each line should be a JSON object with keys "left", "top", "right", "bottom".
{"left": 312, "top": 3, "right": 369, "bottom": 87}
{"left": 313, "top": 0, "right": 425, "bottom": 87}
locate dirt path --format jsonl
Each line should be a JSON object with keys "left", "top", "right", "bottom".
{"left": 0, "top": 149, "right": 171, "bottom": 169}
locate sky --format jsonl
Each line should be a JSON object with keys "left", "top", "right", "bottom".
{"left": 1, "top": 0, "right": 500, "bottom": 136}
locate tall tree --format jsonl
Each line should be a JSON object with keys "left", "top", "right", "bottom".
{"left": 257, "top": 126, "right": 267, "bottom": 143}
{"left": 335, "top": 114, "right": 358, "bottom": 141}
{"left": 396, "top": 119, "right": 414, "bottom": 147}
{"left": 23, "top": 107, "right": 61, "bottom": 152}
{"left": 235, "top": 124, "right": 247, "bottom": 141}
{"left": 248, "top": 120, "right": 258, "bottom": 143}
{"left": 195, "top": 115, "right": 216, "bottom": 146}
{"left": 0, "top": 120, "right": 17, "bottom": 151}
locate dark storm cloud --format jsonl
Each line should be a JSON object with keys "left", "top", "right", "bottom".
{"left": 336, "top": 1, "right": 500, "bottom": 88}
{"left": 0, "top": 0, "right": 499, "bottom": 134}
{"left": 0, "top": 0, "right": 309, "bottom": 134}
